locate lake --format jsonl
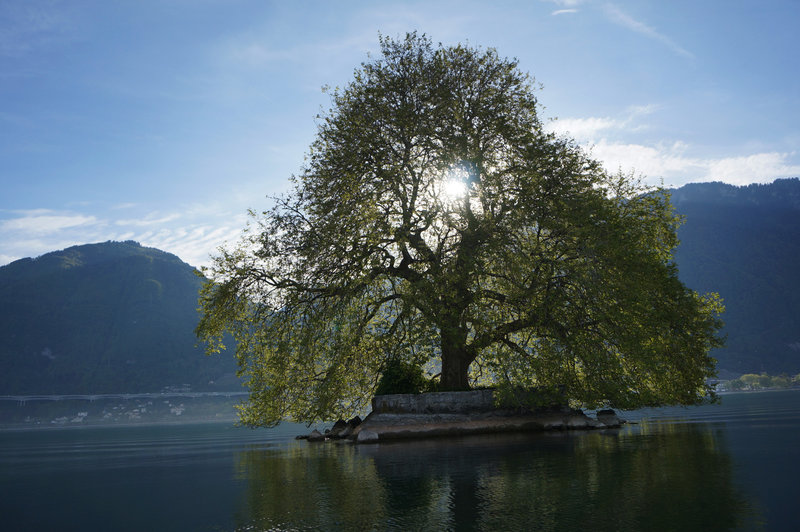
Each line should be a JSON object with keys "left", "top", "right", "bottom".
{"left": 1, "top": 390, "right": 798, "bottom": 531}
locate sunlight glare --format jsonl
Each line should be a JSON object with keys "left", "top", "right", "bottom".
{"left": 441, "top": 178, "right": 468, "bottom": 202}
{"left": 437, "top": 164, "right": 470, "bottom": 205}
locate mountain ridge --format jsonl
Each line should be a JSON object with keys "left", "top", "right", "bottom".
{"left": 0, "top": 240, "right": 237, "bottom": 395}
{"left": 671, "top": 178, "right": 800, "bottom": 375}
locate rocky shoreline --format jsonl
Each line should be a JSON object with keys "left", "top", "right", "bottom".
{"left": 298, "top": 390, "right": 625, "bottom": 444}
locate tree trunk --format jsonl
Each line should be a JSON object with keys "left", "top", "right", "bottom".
{"left": 440, "top": 336, "right": 472, "bottom": 391}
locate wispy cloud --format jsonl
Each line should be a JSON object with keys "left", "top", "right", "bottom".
{"left": 603, "top": 3, "right": 693, "bottom": 59}
{"left": 224, "top": 42, "right": 297, "bottom": 66}
{"left": 590, "top": 140, "right": 701, "bottom": 181}
{"left": 0, "top": 206, "right": 248, "bottom": 269}
{"left": 705, "top": 152, "right": 800, "bottom": 185}
{"left": 544, "top": 0, "right": 585, "bottom": 6}
{"left": 548, "top": 104, "right": 657, "bottom": 141}
{"left": 0, "top": 1, "right": 75, "bottom": 57}
{"left": 547, "top": 108, "right": 800, "bottom": 186}
{"left": 111, "top": 202, "right": 139, "bottom": 210}
{"left": 218, "top": 30, "right": 378, "bottom": 71}
{"left": 550, "top": 116, "right": 622, "bottom": 138}
{"left": 114, "top": 213, "right": 181, "bottom": 227}
{"left": 142, "top": 224, "right": 245, "bottom": 269}
{"left": 0, "top": 210, "right": 98, "bottom": 234}
{"left": 541, "top": 0, "right": 585, "bottom": 15}
{"left": 592, "top": 141, "right": 800, "bottom": 186}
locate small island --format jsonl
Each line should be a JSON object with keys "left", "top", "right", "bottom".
{"left": 299, "top": 389, "right": 624, "bottom": 444}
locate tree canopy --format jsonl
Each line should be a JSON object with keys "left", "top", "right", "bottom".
{"left": 197, "top": 33, "right": 724, "bottom": 426}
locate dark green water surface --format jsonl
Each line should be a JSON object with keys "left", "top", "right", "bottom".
{"left": 2, "top": 390, "right": 798, "bottom": 531}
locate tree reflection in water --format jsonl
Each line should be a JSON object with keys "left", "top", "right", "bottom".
{"left": 234, "top": 424, "right": 760, "bottom": 531}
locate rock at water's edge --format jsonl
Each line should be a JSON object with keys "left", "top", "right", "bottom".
{"left": 307, "top": 429, "right": 325, "bottom": 442}
{"left": 357, "top": 430, "right": 379, "bottom": 443}
{"left": 596, "top": 409, "right": 623, "bottom": 428}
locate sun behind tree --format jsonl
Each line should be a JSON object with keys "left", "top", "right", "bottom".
{"left": 197, "top": 32, "right": 724, "bottom": 427}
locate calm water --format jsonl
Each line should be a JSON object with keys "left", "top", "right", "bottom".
{"left": 1, "top": 391, "right": 799, "bottom": 531}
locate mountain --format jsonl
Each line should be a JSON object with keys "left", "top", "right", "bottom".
{"left": 0, "top": 241, "right": 238, "bottom": 394}
{"left": 2, "top": 179, "right": 798, "bottom": 394}
{"left": 671, "top": 178, "right": 800, "bottom": 376}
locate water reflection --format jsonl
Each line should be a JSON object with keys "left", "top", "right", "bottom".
{"left": 234, "top": 442, "right": 388, "bottom": 530}
{"left": 235, "top": 424, "right": 760, "bottom": 531}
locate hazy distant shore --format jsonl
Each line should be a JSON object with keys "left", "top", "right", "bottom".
{"left": 0, "top": 392, "right": 246, "bottom": 429}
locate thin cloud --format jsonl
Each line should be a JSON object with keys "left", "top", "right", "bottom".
{"left": 547, "top": 104, "right": 656, "bottom": 141}
{"left": 225, "top": 42, "right": 297, "bottom": 66}
{"left": 706, "top": 152, "right": 800, "bottom": 185}
{"left": 0, "top": 206, "right": 249, "bottom": 269}
{"left": 544, "top": 0, "right": 585, "bottom": 7}
{"left": 0, "top": 210, "right": 98, "bottom": 234}
{"left": 549, "top": 116, "right": 622, "bottom": 139}
{"left": 591, "top": 141, "right": 800, "bottom": 187}
{"left": 547, "top": 108, "right": 800, "bottom": 186}
{"left": 0, "top": 1, "right": 75, "bottom": 57}
{"left": 143, "top": 225, "right": 245, "bottom": 269}
{"left": 591, "top": 140, "right": 702, "bottom": 181}
{"left": 112, "top": 202, "right": 139, "bottom": 210}
{"left": 219, "top": 31, "right": 378, "bottom": 71}
{"left": 114, "top": 213, "right": 181, "bottom": 227}
{"left": 603, "top": 3, "right": 693, "bottom": 59}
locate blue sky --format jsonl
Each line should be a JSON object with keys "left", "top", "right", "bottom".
{"left": 1, "top": 0, "right": 798, "bottom": 268}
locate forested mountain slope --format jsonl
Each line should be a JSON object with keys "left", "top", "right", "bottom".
{"left": 672, "top": 178, "right": 800, "bottom": 376}
{"left": 0, "top": 241, "right": 237, "bottom": 394}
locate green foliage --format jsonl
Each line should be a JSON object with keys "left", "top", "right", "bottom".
{"left": 197, "top": 33, "right": 724, "bottom": 426}
{"left": 725, "top": 372, "right": 796, "bottom": 391}
{"left": 374, "top": 359, "right": 430, "bottom": 395}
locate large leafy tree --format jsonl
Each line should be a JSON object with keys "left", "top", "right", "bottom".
{"left": 197, "top": 33, "right": 723, "bottom": 426}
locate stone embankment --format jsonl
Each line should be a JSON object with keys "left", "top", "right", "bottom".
{"left": 299, "top": 390, "right": 624, "bottom": 444}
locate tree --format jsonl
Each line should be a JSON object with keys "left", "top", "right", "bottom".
{"left": 197, "top": 33, "right": 724, "bottom": 426}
